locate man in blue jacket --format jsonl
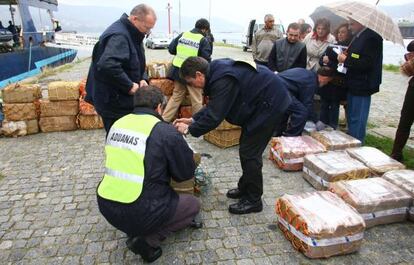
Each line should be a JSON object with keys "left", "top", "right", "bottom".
{"left": 338, "top": 19, "right": 383, "bottom": 143}
{"left": 85, "top": 4, "right": 156, "bottom": 134}
{"left": 97, "top": 86, "right": 200, "bottom": 263}
{"left": 174, "top": 57, "right": 291, "bottom": 215}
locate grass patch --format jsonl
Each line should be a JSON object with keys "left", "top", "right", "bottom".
{"left": 35, "top": 57, "right": 89, "bottom": 82}
{"left": 366, "top": 122, "right": 378, "bottom": 129}
{"left": 214, "top": 42, "right": 241, "bottom": 49}
{"left": 0, "top": 173, "right": 4, "bottom": 181}
{"left": 383, "top": 64, "right": 400, "bottom": 73}
{"left": 365, "top": 134, "right": 414, "bottom": 169}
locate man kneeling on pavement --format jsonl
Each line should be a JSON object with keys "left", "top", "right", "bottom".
{"left": 96, "top": 86, "right": 200, "bottom": 263}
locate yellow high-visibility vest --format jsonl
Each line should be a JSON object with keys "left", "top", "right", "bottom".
{"left": 97, "top": 114, "right": 160, "bottom": 203}
{"left": 172, "top": 31, "right": 204, "bottom": 67}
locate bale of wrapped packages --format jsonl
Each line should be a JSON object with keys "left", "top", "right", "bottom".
{"left": 149, "top": 79, "right": 174, "bottom": 96}
{"left": 79, "top": 98, "right": 98, "bottom": 116}
{"left": 147, "top": 62, "right": 171, "bottom": 79}
{"left": 2, "top": 83, "right": 41, "bottom": 103}
{"left": 39, "top": 116, "right": 77, "bottom": 132}
{"left": 303, "top": 151, "right": 370, "bottom": 190}
{"left": 203, "top": 121, "right": 241, "bottom": 148}
{"left": 26, "top": 119, "right": 39, "bottom": 135}
{"left": 346, "top": 147, "right": 405, "bottom": 175}
{"left": 40, "top": 100, "right": 79, "bottom": 117}
{"left": 77, "top": 115, "right": 104, "bottom": 130}
{"left": 48, "top": 81, "right": 80, "bottom": 101}
{"left": 330, "top": 178, "right": 411, "bottom": 227}
{"left": 178, "top": 105, "right": 192, "bottom": 118}
{"left": 275, "top": 191, "right": 365, "bottom": 258}
{"left": 171, "top": 178, "right": 194, "bottom": 194}
{"left": 311, "top": 130, "right": 361, "bottom": 150}
{"left": 3, "top": 103, "right": 37, "bottom": 121}
{"left": 269, "top": 136, "right": 326, "bottom": 171}
{"left": 1, "top": 120, "right": 27, "bottom": 137}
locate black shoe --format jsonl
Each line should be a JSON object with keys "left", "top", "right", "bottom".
{"left": 126, "top": 236, "right": 162, "bottom": 263}
{"left": 228, "top": 199, "right": 263, "bottom": 214}
{"left": 226, "top": 188, "right": 243, "bottom": 199}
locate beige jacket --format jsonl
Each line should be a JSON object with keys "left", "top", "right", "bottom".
{"left": 303, "top": 32, "right": 335, "bottom": 72}
{"left": 252, "top": 27, "right": 283, "bottom": 63}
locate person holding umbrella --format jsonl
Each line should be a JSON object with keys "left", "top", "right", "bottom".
{"left": 337, "top": 18, "right": 383, "bottom": 143}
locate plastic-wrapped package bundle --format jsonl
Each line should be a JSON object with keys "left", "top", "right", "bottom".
{"left": 303, "top": 151, "right": 370, "bottom": 190}
{"left": 269, "top": 136, "right": 326, "bottom": 171}
{"left": 2, "top": 83, "right": 41, "bottom": 103}
{"left": 346, "top": 147, "right": 405, "bottom": 175}
{"left": 276, "top": 191, "right": 365, "bottom": 258}
{"left": 1, "top": 120, "right": 27, "bottom": 137}
{"left": 330, "top": 178, "right": 411, "bottom": 227}
{"left": 39, "top": 116, "right": 77, "bottom": 132}
{"left": 3, "top": 103, "right": 37, "bottom": 121}
{"left": 149, "top": 79, "right": 174, "bottom": 96}
{"left": 48, "top": 81, "right": 80, "bottom": 101}
{"left": 147, "top": 62, "right": 171, "bottom": 79}
{"left": 311, "top": 130, "right": 361, "bottom": 150}
{"left": 77, "top": 115, "right": 104, "bottom": 130}
{"left": 39, "top": 100, "right": 79, "bottom": 117}
{"left": 382, "top": 170, "right": 414, "bottom": 222}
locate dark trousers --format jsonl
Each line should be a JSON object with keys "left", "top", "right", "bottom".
{"left": 237, "top": 116, "right": 281, "bottom": 202}
{"left": 320, "top": 99, "right": 340, "bottom": 129}
{"left": 102, "top": 115, "right": 123, "bottom": 136}
{"left": 392, "top": 79, "right": 414, "bottom": 158}
{"left": 283, "top": 97, "right": 308, "bottom": 136}
{"left": 145, "top": 194, "right": 200, "bottom": 247}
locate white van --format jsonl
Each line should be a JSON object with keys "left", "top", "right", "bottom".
{"left": 242, "top": 19, "right": 285, "bottom": 52}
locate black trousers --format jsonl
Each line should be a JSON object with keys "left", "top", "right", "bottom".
{"left": 102, "top": 115, "right": 124, "bottom": 137}
{"left": 392, "top": 78, "right": 414, "bottom": 157}
{"left": 237, "top": 115, "right": 282, "bottom": 202}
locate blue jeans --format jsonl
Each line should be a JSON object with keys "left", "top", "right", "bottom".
{"left": 320, "top": 99, "right": 340, "bottom": 129}
{"left": 346, "top": 93, "right": 371, "bottom": 144}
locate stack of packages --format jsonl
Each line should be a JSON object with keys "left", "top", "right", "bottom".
{"left": 203, "top": 120, "right": 241, "bottom": 148}
{"left": 275, "top": 191, "right": 365, "bottom": 258}
{"left": 1, "top": 83, "right": 41, "bottom": 137}
{"left": 303, "top": 151, "right": 370, "bottom": 190}
{"left": 147, "top": 62, "right": 174, "bottom": 99}
{"left": 383, "top": 170, "right": 414, "bottom": 221}
{"left": 346, "top": 147, "right": 405, "bottom": 175}
{"left": 269, "top": 136, "right": 326, "bottom": 171}
{"left": 77, "top": 79, "right": 104, "bottom": 130}
{"left": 39, "top": 81, "right": 79, "bottom": 132}
{"left": 311, "top": 130, "right": 361, "bottom": 151}
{"left": 330, "top": 178, "right": 412, "bottom": 227}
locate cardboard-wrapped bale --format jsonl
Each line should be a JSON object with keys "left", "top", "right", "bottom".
{"left": 3, "top": 103, "right": 37, "bottom": 121}
{"left": 48, "top": 81, "right": 80, "bottom": 101}
{"left": 170, "top": 178, "right": 195, "bottom": 195}
{"left": 347, "top": 147, "right": 405, "bottom": 175}
{"left": 382, "top": 170, "right": 414, "bottom": 222}
{"left": 303, "top": 151, "right": 370, "bottom": 190}
{"left": 2, "top": 83, "right": 41, "bottom": 103}
{"left": 26, "top": 119, "right": 39, "bottom": 135}
{"left": 330, "top": 178, "right": 411, "bottom": 227}
{"left": 269, "top": 136, "right": 326, "bottom": 171}
{"left": 203, "top": 121, "right": 241, "bottom": 148}
{"left": 147, "top": 62, "right": 171, "bottom": 79}
{"left": 77, "top": 115, "right": 104, "bottom": 130}
{"left": 311, "top": 130, "right": 361, "bottom": 150}
{"left": 39, "top": 116, "right": 77, "bottom": 132}
{"left": 1, "top": 119, "right": 39, "bottom": 137}
{"left": 40, "top": 100, "right": 79, "bottom": 117}
{"left": 178, "top": 105, "right": 192, "bottom": 119}
{"left": 79, "top": 98, "right": 98, "bottom": 115}
{"left": 149, "top": 79, "right": 174, "bottom": 96}
{"left": 276, "top": 191, "right": 365, "bottom": 258}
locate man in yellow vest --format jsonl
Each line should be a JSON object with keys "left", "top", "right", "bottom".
{"left": 97, "top": 86, "right": 200, "bottom": 263}
{"left": 162, "top": 18, "right": 212, "bottom": 122}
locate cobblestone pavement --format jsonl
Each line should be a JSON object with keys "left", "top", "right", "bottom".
{"left": 1, "top": 47, "right": 414, "bottom": 264}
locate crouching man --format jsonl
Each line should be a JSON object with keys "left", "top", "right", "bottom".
{"left": 97, "top": 86, "right": 200, "bottom": 263}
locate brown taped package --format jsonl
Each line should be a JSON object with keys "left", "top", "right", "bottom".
{"left": 48, "top": 81, "right": 80, "bottom": 101}
{"left": 77, "top": 115, "right": 104, "bottom": 130}
{"left": 79, "top": 98, "right": 98, "bottom": 115}
{"left": 2, "top": 83, "right": 41, "bottom": 103}
{"left": 330, "top": 178, "right": 411, "bottom": 227}
{"left": 204, "top": 120, "right": 241, "bottom": 148}
{"left": 1, "top": 119, "right": 39, "bottom": 137}
{"left": 40, "top": 100, "right": 79, "bottom": 117}
{"left": 170, "top": 178, "right": 195, "bottom": 195}
{"left": 178, "top": 105, "right": 192, "bottom": 118}
{"left": 149, "top": 79, "right": 174, "bottom": 96}
{"left": 269, "top": 136, "right": 326, "bottom": 171}
{"left": 147, "top": 62, "right": 172, "bottom": 79}
{"left": 346, "top": 147, "right": 405, "bottom": 175}
{"left": 303, "top": 151, "right": 370, "bottom": 190}
{"left": 276, "top": 191, "right": 365, "bottom": 258}
{"left": 311, "top": 130, "right": 361, "bottom": 151}
{"left": 26, "top": 119, "right": 39, "bottom": 134}
{"left": 382, "top": 170, "right": 414, "bottom": 222}
{"left": 39, "top": 116, "right": 77, "bottom": 132}
{"left": 3, "top": 103, "right": 37, "bottom": 121}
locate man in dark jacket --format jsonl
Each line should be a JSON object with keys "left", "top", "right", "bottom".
{"left": 85, "top": 4, "right": 156, "bottom": 134}
{"left": 162, "top": 18, "right": 212, "bottom": 122}
{"left": 174, "top": 57, "right": 291, "bottom": 215}
{"left": 338, "top": 19, "right": 383, "bottom": 143}
{"left": 97, "top": 86, "right": 200, "bottom": 263}
{"left": 277, "top": 67, "right": 334, "bottom": 136}
{"left": 268, "top": 22, "right": 307, "bottom": 72}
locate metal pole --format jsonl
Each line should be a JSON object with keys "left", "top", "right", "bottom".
{"left": 179, "top": 0, "right": 181, "bottom": 33}
{"left": 167, "top": 2, "right": 171, "bottom": 35}
{"left": 209, "top": 0, "right": 211, "bottom": 22}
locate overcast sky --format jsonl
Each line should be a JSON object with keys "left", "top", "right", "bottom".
{"left": 58, "top": 0, "right": 413, "bottom": 29}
